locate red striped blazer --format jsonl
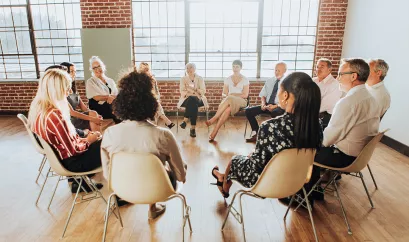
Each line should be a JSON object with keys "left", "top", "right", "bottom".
{"left": 32, "top": 109, "right": 89, "bottom": 160}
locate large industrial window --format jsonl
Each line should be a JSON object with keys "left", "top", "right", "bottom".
{"left": 132, "top": 0, "right": 320, "bottom": 79}
{"left": 0, "top": 0, "right": 83, "bottom": 80}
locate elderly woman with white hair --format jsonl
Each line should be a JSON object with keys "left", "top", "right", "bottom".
{"left": 177, "top": 63, "right": 208, "bottom": 137}
{"left": 86, "top": 56, "right": 120, "bottom": 123}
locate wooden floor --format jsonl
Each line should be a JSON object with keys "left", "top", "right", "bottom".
{"left": 1, "top": 115, "right": 409, "bottom": 242}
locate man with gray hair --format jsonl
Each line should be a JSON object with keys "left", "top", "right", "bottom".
{"left": 303, "top": 58, "right": 380, "bottom": 203}
{"left": 313, "top": 58, "right": 342, "bottom": 128}
{"left": 366, "top": 59, "right": 391, "bottom": 118}
{"left": 245, "top": 62, "right": 286, "bottom": 142}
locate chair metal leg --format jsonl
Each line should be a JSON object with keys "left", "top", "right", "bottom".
{"left": 47, "top": 175, "right": 62, "bottom": 209}
{"left": 367, "top": 165, "right": 378, "bottom": 189}
{"left": 359, "top": 172, "right": 374, "bottom": 208}
{"left": 221, "top": 190, "right": 241, "bottom": 230}
{"left": 283, "top": 195, "right": 296, "bottom": 220}
{"left": 244, "top": 120, "right": 248, "bottom": 138}
{"left": 113, "top": 195, "right": 124, "bottom": 227}
{"left": 206, "top": 110, "right": 209, "bottom": 133}
{"left": 62, "top": 177, "right": 83, "bottom": 238}
{"left": 238, "top": 193, "right": 246, "bottom": 242}
{"left": 36, "top": 167, "right": 51, "bottom": 205}
{"left": 176, "top": 110, "right": 179, "bottom": 133}
{"left": 303, "top": 187, "right": 319, "bottom": 242}
{"left": 102, "top": 193, "right": 117, "bottom": 242}
{"left": 333, "top": 180, "right": 352, "bottom": 235}
{"left": 36, "top": 155, "right": 47, "bottom": 183}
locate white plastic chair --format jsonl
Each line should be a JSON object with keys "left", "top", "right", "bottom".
{"left": 17, "top": 114, "right": 47, "bottom": 183}
{"left": 299, "top": 129, "right": 389, "bottom": 235}
{"left": 37, "top": 135, "right": 106, "bottom": 238}
{"left": 221, "top": 148, "right": 318, "bottom": 242}
{"left": 102, "top": 152, "right": 192, "bottom": 242}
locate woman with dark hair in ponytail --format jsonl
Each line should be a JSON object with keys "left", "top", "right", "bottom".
{"left": 211, "top": 72, "right": 323, "bottom": 198}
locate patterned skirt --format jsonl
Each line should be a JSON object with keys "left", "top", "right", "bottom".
{"left": 226, "top": 155, "right": 261, "bottom": 188}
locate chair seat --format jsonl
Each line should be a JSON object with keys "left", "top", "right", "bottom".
{"left": 313, "top": 162, "right": 357, "bottom": 173}
{"left": 63, "top": 166, "right": 103, "bottom": 177}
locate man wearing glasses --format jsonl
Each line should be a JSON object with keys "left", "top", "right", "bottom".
{"left": 313, "top": 58, "right": 342, "bottom": 128}
{"left": 305, "top": 58, "right": 380, "bottom": 202}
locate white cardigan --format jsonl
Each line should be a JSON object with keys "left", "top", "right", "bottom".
{"left": 177, "top": 74, "right": 209, "bottom": 109}
{"left": 86, "top": 76, "right": 118, "bottom": 104}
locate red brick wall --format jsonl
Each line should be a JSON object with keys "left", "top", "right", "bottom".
{"left": 80, "top": 0, "right": 132, "bottom": 28}
{"left": 0, "top": 0, "right": 349, "bottom": 114}
{"left": 0, "top": 80, "right": 263, "bottom": 114}
{"left": 0, "top": 82, "right": 87, "bottom": 114}
{"left": 314, "top": 0, "right": 348, "bottom": 76}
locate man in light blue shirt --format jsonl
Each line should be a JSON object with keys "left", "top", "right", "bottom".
{"left": 245, "top": 62, "right": 287, "bottom": 142}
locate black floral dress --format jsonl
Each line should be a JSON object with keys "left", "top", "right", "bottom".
{"left": 227, "top": 112, "right": 296, "bottom": 188}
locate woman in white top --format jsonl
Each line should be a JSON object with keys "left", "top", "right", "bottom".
{"left": 139, "top": 62, "right": 175, "bottom": 129}
{"left": 101, "top": 70, "right": 187, "bottom": 219}
{"left": 206, "top": 60, "right": 249, "bottom": 141}
{"left": 177, "top": 63, "right": 208, "bottom": 137}
{"left": 86, "top": 56, "right": 120, "bottom": 123}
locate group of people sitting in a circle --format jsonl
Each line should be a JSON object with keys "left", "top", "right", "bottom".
{"left": 28, "top": 55, "right": 390, "bottom": 217}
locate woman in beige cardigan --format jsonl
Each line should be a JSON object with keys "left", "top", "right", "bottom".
{"left": 177, "top": 63, "right": 208, "bottom": 137}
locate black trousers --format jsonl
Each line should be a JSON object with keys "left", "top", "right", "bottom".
{"left": 305, "top": 146, "right": 356, "bottom": 198}
{"left": 61, "top": 140, "right": 102, "bottom": 173}
{"left": 181, "top": 96, "right": 204, "bottom": 126}
{"left": 245, "top": 105, "right": 285, "bottom": 132}
{"left": 89, "top": 99, "right": 121, "bottom": 124}
{"left": 319, "top": 111, "right": 332, "bottom": 129}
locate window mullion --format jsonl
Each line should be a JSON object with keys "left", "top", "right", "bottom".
{"left": 256, "top": 0, "right": 264, "bottom": 78}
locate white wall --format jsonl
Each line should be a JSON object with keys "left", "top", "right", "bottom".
{"left": 342, "top": 0, "right": 409, "bottom": 145}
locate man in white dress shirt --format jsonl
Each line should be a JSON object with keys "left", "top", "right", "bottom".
{"left": 366, "top": 59, "right": 391, "bottom": 119}
{"left": 313, "top": 58, "right": 342, "bottom": 128}
{"left": 306, "top": 58, "right": 380, "bottom": 202}
{"left": 245, "top": 62, "right": 286, "bottom": 142}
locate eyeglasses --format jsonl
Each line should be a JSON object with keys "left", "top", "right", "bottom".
{"left": 337, "top": 71, "right": 357, "bottom": 77}
{"left": 92, "top": 65, "right": 102, "bottom": 70}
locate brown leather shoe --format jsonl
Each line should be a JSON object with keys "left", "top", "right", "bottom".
{"left": 245, "top": 134, "right": 257, "bottom": 143}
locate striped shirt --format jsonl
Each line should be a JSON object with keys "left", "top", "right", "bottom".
{"left": 32, "top": 109, "right": 89, "bottom": 160}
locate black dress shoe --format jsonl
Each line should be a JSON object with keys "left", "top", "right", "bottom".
{"left": 245, "top": 134, "right": 257, "bottom": 143}
{"left": 117, "top": 198, "right": 131, "bottom": 207}
{"left": 71, "top": 182, "right": 103, "bottom": 193}
{"left": 180, "top": 121, "right": 187, "bottom": 129}
{"left": 167, "top": 123, "right": 175, "bottom": 129}
{"left": 190, "top": 129, "right": 196, "bottom": 137}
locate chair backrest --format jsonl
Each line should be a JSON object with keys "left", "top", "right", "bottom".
{"left": 251, "top": 148, "right": 316, "bottom": 199}
{"left": 341, "top": 129, "right": 389, "bottom": 173}
{"left": 109, "top": 152, "right": 176, "bottom": 204}
{"left": 37, "top": 135, "right": 74, "bottom": 177}
{"left": 17, "top": 114, "right": 45, "bottom": 155}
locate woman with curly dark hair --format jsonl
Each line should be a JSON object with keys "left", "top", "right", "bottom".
{"left": 101, "top": 70, "right": 187, "bottom": 220}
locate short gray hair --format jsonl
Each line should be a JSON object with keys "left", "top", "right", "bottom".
{"left": 185, "top": 62, "right": 196, "bottom": 70}
{"left": 89, "top": 56, "right": 107, "bottom": 73}
{"left": 341, "top": 58, "right": 370, "bottom": 82}
{"left": 275, "top": 61, "right": 287, "bottom": 70}
{"left": 369, "top": 59, "right": 389, "bottom": 81}
{"left": 317, "top": 58, "right": 332, "bottom": 69}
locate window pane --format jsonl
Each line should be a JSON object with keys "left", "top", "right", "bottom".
{"left": 261, "top": 0, "right": 319, "bottom": 77}
{"left": 132, "top": 0, "right": 185, "bottom": 78}
{"left": 31, "top": 0, "right": 84, "bottom": 78}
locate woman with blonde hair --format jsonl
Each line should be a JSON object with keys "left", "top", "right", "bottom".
{"left": 28, "top": 69, "right": 103, "bottom": 191}
{"left": 86, "top": 56, "right": 120, "bottom": 123}
{"left": 139, "top": 62, "right": 175, "bottom": 129}
{"left": 177, "top": 63, "right": 208, "bottom": 137}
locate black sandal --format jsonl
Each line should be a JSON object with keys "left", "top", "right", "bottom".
{"left": 210, "top": 167, "right": 230, "bottom": 198}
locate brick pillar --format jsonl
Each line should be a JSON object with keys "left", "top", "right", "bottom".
{"left": 314, "top": 0, "right": 349, "bottom": 76}
{"left": 80, "top": 0, "right": 132, "bottom": 28}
